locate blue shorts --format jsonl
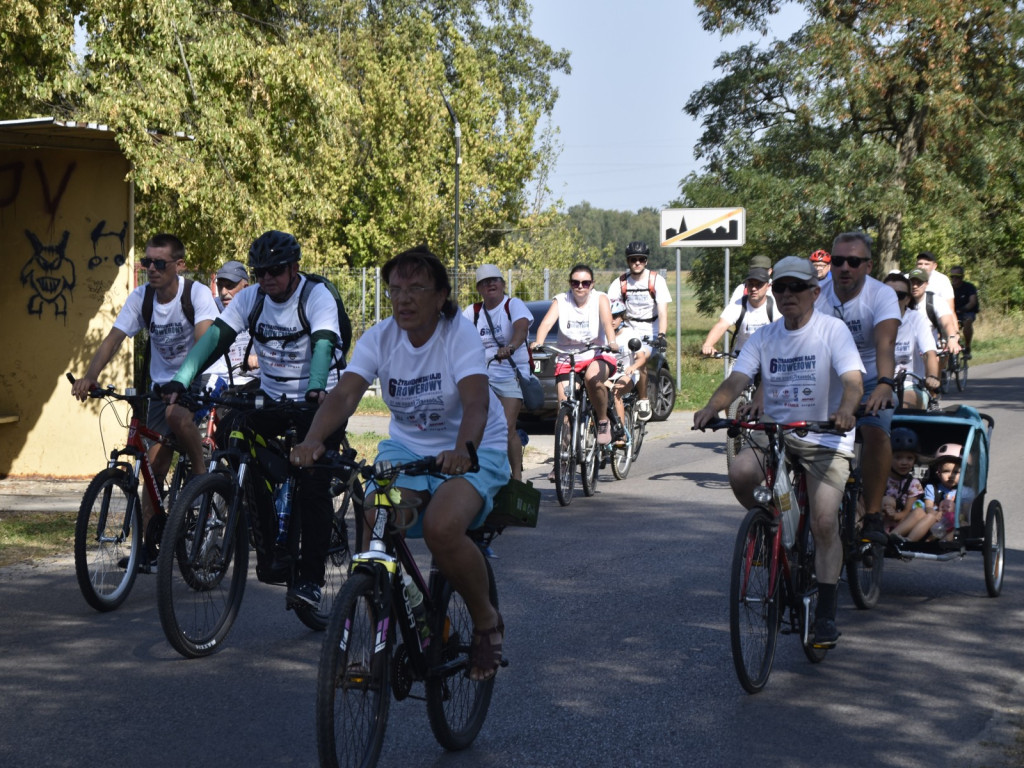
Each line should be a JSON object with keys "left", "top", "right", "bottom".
{"left": 858, "top": 381, "right": 895, "bottom": 435}
{"left": 370, "top": 439, "right": 511, "bottom": 538}
{"left": 488, "top": 376, "right": 523, "bottom": 400}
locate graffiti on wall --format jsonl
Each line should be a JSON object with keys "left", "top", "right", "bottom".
{"left": 21, "top": 230, "right": 76, "bottom": 319}
{"left": 88, "top": 219, "right": 128, "bottom": 269}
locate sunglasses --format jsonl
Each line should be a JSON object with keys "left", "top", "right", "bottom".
{"left": 894, "top": 290, "right": 910, "bottom": 300}
{"left": 772, "top": 281, "right": 813, "bottom": 295}
{"left": 832, "top": 255, "right": 869, "bottom": 268}
{"left": 254, "top": 263, "right": 289, "bottom": 279}
{"left": 628, "top": 257, "right": 647, "bottom": 264}
{"left": 140, "top": 257, "right": 173, "bottom": 271}
{"left": 570, "top": 279, "right": 593, "bottom": 288}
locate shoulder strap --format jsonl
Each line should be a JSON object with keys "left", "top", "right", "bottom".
{"left": 142, "top": 279, "right": 195, "bottom": 328}
{"left": 472, "top": 301, "right": 483, "bottom": 326}
{"left": 925, "top": 291, "right": 941, "bottom": 333}
{"left": 766, "top": 295, "right": 774, "bottom": 322}
{"left": 648, "top": 271, "right": 657, "bottom": 300}
{"left": 504, "top": 297, "right": 512, "bottom": 319}
{"left": 735, "top": 294, "right": 749, "bottom": 332}
{"left": 619, "top": 273, "right": 628, "bottom": 299}
{"left": 141, "top": 284, "right": 155, "bottom": 329}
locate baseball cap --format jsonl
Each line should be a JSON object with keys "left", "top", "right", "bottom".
{"left": 475, "top": 264, "right": 503, "bottom": 284}
{"left": 810, "top": 249, "right": 831, "bottom": 263}
{"left": 746, "top": 267, "right": 770, "bottom": 283}
{"left": 216, "top": 260, "right": 248, "bottom": 283}
{"left": 908, "top": 268, "right": 929, "bottom": 282}
{"left": 950, "top": 266, "right": 965, "bottom": 276}
{"left": 772, "top": 256, "right": 817, "bottom": 285}
{"left": 749, "top": 254, "right": 772, "bottom": 270}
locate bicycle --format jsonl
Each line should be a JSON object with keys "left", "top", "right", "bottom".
{"left": 156, "top": 391, "right": 362, "bottom": 657}
{"left": 601, "top": 336, "right": 651, "bottom": 480}
{"left": 67, "top": 373, "right": 193, "bottom": 612}
{"left": 701, "top": 351, "right": 757, "bottom": 468}
{"left": 699, "top": 417, "right": 846, "bottom": 694}
{"left": 537, "top": 343, "right": 610, "bottom": 505}
{"left": 894, "top": 369, "right": 941, "bottom": 412}
{"left": 937, "top": 339, "right": 968, "bottom": 393}
{"left": 315, "top": 446, "right": 504, "bottom": 768}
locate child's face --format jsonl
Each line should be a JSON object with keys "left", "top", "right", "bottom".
{"left": 892, "top": 451, "right": 916, "bottom": 475}
{"left": 935, "top": 460, "right": 961, "bottom": 489}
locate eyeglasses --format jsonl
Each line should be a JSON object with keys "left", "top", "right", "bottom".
{"left": 894, "top": 291, "right": 910, "bottom": 301}
{"left": 570, "top": 279, "right": 593, "bottom": 288}
{"left": 772, "top": 281, "right": 812, "bottom": 294}
{"left": 628, "top": 257, "right": 647, "bottom": 264}
{"left": 832, "top": 255, "right": 869, "bottom": 268}
{"left": 254, "top": 263, "right": 289, "bottom": 279}
{"left": 140, "top": 257, "right": 173, "bottom": 271}
{"left": 386, "top": 284, "right": 435, "bottom": 300}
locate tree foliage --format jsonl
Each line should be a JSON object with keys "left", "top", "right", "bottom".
{"left": 682, "top": 1, "right": 1024, "bottom": 313}
{"left": 2, "top": 1, "right": 569, "bottom": 274}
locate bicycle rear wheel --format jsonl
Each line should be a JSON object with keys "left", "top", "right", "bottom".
{"left": 580, "top": 411, "right": 599, "bottom": 497}
{"left": 295, "top": 481, "right": 363, "bottom": 631}
{"left": 316, "top": 571, "right": 391, "bottom": 768}
{"left": 611, "top": 409, "right": 633, "bottom": 480}
{"left": 74, "top": 467, "right": 142, "bottom": 612}
{"left": 955, "top": 353, "right": 969, "bottom": 391}
{"left": 842, "top": 484, "right": 883, "bottom": 610}
{"left": 156, "top": 472, "right": 248, "bottom": 658}
{"left": 554, "top": 408, "right": 575, "bottom": 506}
{"left": 729, "top": 507, "right": 781, "bottom": 694}
{"left": 426, "top": 558, "right": 498, "bottom": 750}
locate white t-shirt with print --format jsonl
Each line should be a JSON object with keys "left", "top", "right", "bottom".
{"left": 555, "top": 291, "right": 607, "bottom": 365}
{"left": 894, "top": 309, "right": 937, "bottom": 378}
{"left": 733, "top": 311, "right": 865, "bottom": 452}
{"left": 462, "top": 297, "right": 532, "bottom": 381}
{"left": 719, "top": 296, "right": 779, "bottom": 352}
{"left": 912, "top": 291, "right": 953, "bottom": 342}
{"left": 113, "top": 277, "right": 220, "bottom": 386}
{"left": 219, "top": 277, "right": 340, "bottom": 401}
{"left": 815, "top": 276, "right": 901, "bottom": 385}
{"left": 607, "top": 271, "right": 672, "bottom": 334}
{"left": 346, "top": 314, "right": 508, "bottom": 457}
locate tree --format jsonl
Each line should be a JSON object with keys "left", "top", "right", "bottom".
{"left": 683, "top": 1, "right": 1024, "bottom": 311}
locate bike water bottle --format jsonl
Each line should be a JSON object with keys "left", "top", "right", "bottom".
{"left": 274, "top": 478, "right": 293, "bottom": 547}
{"left": 401, "top": 570, "right": 430, "bottom": 644}
{"left": 774, "top": 456, "right": 797, "bottom": 549}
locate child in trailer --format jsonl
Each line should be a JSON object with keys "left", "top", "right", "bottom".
{"left": 903, "top": 443, "right": 964, "bottom": 542}
{"left": 882, "top": 428, "right": 927, "bottom": 542}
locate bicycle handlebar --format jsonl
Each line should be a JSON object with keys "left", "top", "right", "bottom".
{"left": 67, "top": 372, "right": 165, "bottom": 405}
{"left": 695, "top": 417, "right": 847, "bottom": 437}
{"left": 534, "top": 343, "right": 614, "bottom": 357}
{"left": 316, "top": 442, "right": 481, "bottom": 483}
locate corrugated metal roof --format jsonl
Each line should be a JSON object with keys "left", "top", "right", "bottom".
{"left": 0, "top": 117, "right": 122, "bottom": 152}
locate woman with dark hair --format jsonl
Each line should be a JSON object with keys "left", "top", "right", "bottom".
{"left": 291, "top": 245, "right": 511, "bottom": 681}
{"left": 883, "top": 271, "right": 939, "bottom": 408}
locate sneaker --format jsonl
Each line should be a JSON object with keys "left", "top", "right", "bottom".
{"left": 611, "top": 422, "right": 626, "bottom": 442}
{"left": 636, "top": 399, "right": 653, "bottom": 422}
{"left": 860, "top": 513, "right": 888, "bottom": 545}
{"left": 597, "top": 420, "right": 611, "bottom": 445}
{"left": 811, "top": 617, "right": 840, "bottom": 649}
{"left": 287, "top": 579, "right": 322, "bottom": 609}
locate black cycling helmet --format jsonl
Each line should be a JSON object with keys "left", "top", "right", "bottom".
{"left": 248, "top": 230, "right": 301, "bottom": 270}
{"left": 890, "top": 427, "right": 920, "bottom": 454}
{"left": 625, "top": 241, "right": 650, "bottom": 258}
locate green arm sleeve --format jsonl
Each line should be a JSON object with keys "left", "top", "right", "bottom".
{"left": 173, "top": 318, "right": 236, "bottom": 387}
{"left": 308, "top": 330, "right": 338, "bottom": 392}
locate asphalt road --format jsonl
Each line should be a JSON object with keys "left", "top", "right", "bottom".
{"left": 1, "top": 359, "right": 1022, "bottom": 768}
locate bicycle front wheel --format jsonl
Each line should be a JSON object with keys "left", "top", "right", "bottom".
{"left": 580, "top": 410, "right": 599, "bottom": 497}
{"left": 426, "top": 558, "right": 498, "bottom": 750}
{"left": 631, "top": 405, "right": 646, "bottom": 460}
{"left": 316, "top": 571, "right": 391, "bottom": 768}
{"left": 296, "top": 480, "right": 363, "bottom": 631}
{"left": 156, "top": 472, "right": 248, "bottom": 658}
{"left": 74, "top": 467, "right": 142, "bottom": 612}
{"left": 729, "top": 507, "right": 781, "bottom": 694}
{"left": 554, "top": 408, "right": 575, "bottom": 506}
{"left": 611, "top": 409, "right": 633, "bottom": 480}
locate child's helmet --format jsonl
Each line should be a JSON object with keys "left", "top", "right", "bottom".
{"left": 609, "top": 298, "right": 627, "bottom": 316}
{"left": 931, "top": 443, "right": 962, "bottom": 464}
{"left": 890, "top": 427, "right": 920, "bottom": 454}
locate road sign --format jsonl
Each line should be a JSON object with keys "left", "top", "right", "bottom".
{"left": 660, "top": 207, "right": 745, "bottom": 247}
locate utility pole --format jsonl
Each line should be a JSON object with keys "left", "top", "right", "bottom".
{"left": 440, "top": 91, "right": 461, "bottom": 299}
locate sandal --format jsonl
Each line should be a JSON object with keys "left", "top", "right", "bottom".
{"left": 468, "top": 611, "right": 504, "bottom": 681}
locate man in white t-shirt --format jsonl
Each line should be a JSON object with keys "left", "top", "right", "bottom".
{"left": 165, "top": 231, "right": 345, "bottom": 610}
{"left": 213, "top": 259, "right": 259, "bottom": 386}
{"left": 695, "top": 256, "right": 864, "bottom": 649}
{"left": 908, "top": 268, "right": 961, "bottom": 355}
{"left": 607, "top": 241, "right": 672, "bottom": 420}
{"left": 916, "top": 251, "right": 955, "bottom": 314}
{"left": 815, "top": 232, "right": 901, "bottom": 547}
{"left": 701, "top": 265, "right": 777, "bottom": 358}
{"left": 72, "top": 235, "right": 219, "bottom": 560}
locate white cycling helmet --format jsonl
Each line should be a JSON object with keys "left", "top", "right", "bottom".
{"left": 609, "top": 298, "right": 627, "bottom": 316}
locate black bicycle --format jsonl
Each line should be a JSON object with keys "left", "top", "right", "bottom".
{"left": 156, "top": 392, "right": 362, "bottom": 658}
{"left": 315, "top": 446, "right": 504, "bottom": 768}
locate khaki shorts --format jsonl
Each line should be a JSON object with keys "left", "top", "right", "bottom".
{"left": 786, "top": 437, "right": 853, "bottom": 493}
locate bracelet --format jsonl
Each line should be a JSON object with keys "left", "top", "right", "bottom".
{"left": 877, "top": 376, "right": 896, "bottom": 389}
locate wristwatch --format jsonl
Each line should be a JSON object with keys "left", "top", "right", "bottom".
{"left": 877, "top": 376, "right": 896, "bottom": 389}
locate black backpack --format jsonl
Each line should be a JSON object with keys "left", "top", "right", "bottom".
{"left": 242, "top": 273, "right": 352, "bottom": 375}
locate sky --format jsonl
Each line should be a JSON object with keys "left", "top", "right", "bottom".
{"left": 529, "top": 1, "right": 804, "bottom": 213}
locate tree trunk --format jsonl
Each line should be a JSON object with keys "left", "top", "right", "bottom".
{"left": 876, "top": 103, "right": 929, "bottom": 274}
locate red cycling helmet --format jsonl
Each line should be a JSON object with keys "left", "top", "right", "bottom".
{"left": 810, "top": 249, "right": 831, "bottom": 264}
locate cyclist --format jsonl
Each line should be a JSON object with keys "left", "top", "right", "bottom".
{"left": 814, "top": 232, "right": 900, "bottom": 547}
{"left": 916, "top": 251, "right": 955, "bottom": 314}
{"left": 728, "top": 254, "right": 773, "bottom": 303}
{"left": 290, "top": 245, "right": 511, "bottom": 682}
{"left": 694, "top": 256, "right": 864, "bottom": 648}
{"left": 464, "top": 263, "right": 531, "bottom": 481}
{"left": 882, "top": 272, "right": 939, "bottom": 408}
{"left": 71, "top": 233, "right": 219, "bottom": 570}
{"left": 214, "top": 259, "right": 259, "bottom": 386}
{"left": 949, "top": 266, "right": 978, "bottom": 358}
{"left": 908, "top": 267, "right": 962, "bottom": 356}
{"left": 607, "top": 298, "right": 647, "bottom": 443}
{"left": 534, "top": 263, "right": 619, "bottom": 452}
{"left": 607, "top": 241, "right": 671, "bottom": 421}
{"left": 163, "top": 230, "right": 345, "bottom": 610}
{"left": 701, "top": 263, "right": 777, "bottom": 357}
{"left": 810, "top": 249, "right": 832, "bottom": 289}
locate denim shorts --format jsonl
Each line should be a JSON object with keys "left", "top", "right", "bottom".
{"left": 488, "top": 376, "right": 523, "bottom": 400}
{"left": 369, "top": 439, "right": 511, "bottom": 538}
{"left": 857, "top": 381, "right": 895, "bottom": 435}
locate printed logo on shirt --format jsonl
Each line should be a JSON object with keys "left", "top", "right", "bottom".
{"left": 388, "top": 373, "right": 443, "bottom": 398}
{"left": 769, "top": 355, "right": 817, "bottom": 373}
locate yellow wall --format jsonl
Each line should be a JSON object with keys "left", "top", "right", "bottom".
{"left": 0, "top": 146, "right": 133, "bottom": 477}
